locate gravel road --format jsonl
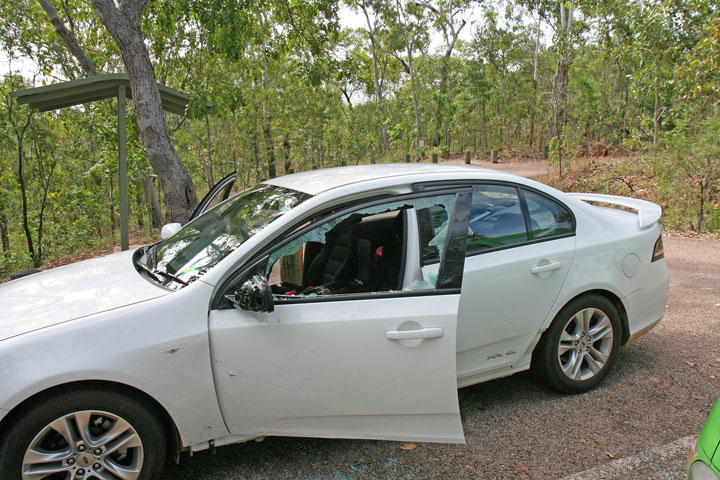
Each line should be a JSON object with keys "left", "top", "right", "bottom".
{"left": 162, "top": 236, "right": 720, "bottom": 480}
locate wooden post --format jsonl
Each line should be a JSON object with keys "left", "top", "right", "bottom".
{"left": 464, "top": 151, "right": 471, "bottom": 164}
{"left": 491, "top": 149, "right": 498, "bottom": 164}
{"left": 370, "top": 152, "right": 376, "bottom": 164}
{"left": 405, "top": 153, "right": 411, "bottom": 163}
{"left": 432, "top": 152, "right": 439, "bottom": 163}
{"left": 311, "top": 163, "right": 318, "bottom": 170}
{"left": 542, "top": 145, "right": 549, "bottom": 159}
{"left": 118, "top": 85, "right": 129, "bottom": 251}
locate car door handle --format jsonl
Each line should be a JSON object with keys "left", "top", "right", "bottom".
{"left": 385, "top": 327, "right": 444, "bottom": 340}
{"left": 531, "top": 261, "right": 562, "bottom": 274}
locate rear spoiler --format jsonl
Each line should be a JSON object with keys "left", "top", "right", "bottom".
{"left": 569, "top": 193, "right": 662, "bottom": 228}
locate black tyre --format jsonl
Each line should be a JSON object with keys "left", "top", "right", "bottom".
{"left": 533, "top": 294, "right": 622, "bottom": 393}
{"left": 0, "top": 388, "right": 167, "bottom": 480}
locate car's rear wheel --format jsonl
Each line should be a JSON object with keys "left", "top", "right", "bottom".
{"left": 534, "top": 294, "right": 622, "bottom": 393}
{"left": 0, "top": 388, "right": 166, "bottom": 480}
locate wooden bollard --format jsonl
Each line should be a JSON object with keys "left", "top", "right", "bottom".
{"left": 465, "top": 151, "right": 471, "bottom": 164}
{"left": 405, "top": 153, "right": 411, "bottom": 163}
{"left": 432, "top": 152, "right": 439, "bottom": 163}
{"left": 542, "top": 145, "right": 549, "bottom": 159}
{"left": 491, "top": 149, "right": 499, "bottom": 164}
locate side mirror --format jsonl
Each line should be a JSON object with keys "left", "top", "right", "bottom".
{"left": 160, "top": 222, "right": 182, "bottom": 239}
{"left": 235, "top": 275, "right": 274, "bottom": 313}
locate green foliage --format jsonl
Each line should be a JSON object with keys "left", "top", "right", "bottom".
{"left": 1, "top": 0, "right": 719, "bottom": 275}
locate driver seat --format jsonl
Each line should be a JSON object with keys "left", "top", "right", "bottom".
{"left": 304, "top": 221, "right": 359, "bottom": 286}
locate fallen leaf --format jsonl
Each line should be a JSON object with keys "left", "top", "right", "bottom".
{"left": 686, "top": 361, "right": 697, "bottom": 367}
{"left": 715, "top": 304, "right": 720, "bottom": 308}
{"left": 400, "top": 444, "right": 417, "bottom": 451}
{"left": 649, "top": 376, "right": 661, "bottom": 383}
{"left": 519, "top": 466, "right": 530, "bottom": 474}
{"left": 579, "top": 439, "right": 587, "bottom": 444}
{"left": 605, "top": 451, "right": 617, "bottom": 459}
{"left": 711, "top": 375, "right": 717, "bottom": 379}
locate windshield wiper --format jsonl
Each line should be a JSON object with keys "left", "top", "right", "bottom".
{"left": 135, "top": 260, "right": 164, "bottom": 284}
{"left": 135, "top": 254, "right": 188, "bottom": 286}
{"left": 153, "top": 268, "right": 189, "bottom": 286}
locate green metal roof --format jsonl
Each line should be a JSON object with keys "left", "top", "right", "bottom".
{"left": 10, "top": 73, "right": 189, "bottom": 116}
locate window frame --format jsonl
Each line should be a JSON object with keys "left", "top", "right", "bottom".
{"left": 211, "top": 187, "right": 471, "bottom": 309}
{"left": 413, "top": 180, "right": 576, "bottom": 258}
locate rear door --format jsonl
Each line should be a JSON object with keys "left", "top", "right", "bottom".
{"left": 456, "top": 185, "right": 576, "bottom": 382}
{"left": 208, "top": 190, "right": 471, "bottom": 443}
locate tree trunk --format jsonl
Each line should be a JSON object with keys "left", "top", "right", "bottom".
{"left": 551, "top": 2, "right": 574, "bottom": 176}
{"left": 395, "top": 0, "right": 421, "bottom": 150}
{"left": 17, "top": 140, "right": 37, "bottom": 266}
{"left": 36, "top": 0, "right": 97, "bottom": 76}
{"left": 109, "top": 176, "right": 116, "bottom": 234}
{"left": 260, "top": 33, "right": 276, "bottom": 179}
{"left": 529, "top": 4, "right": 543, "bottom": 147}
{"left": 0, "top": 212, "right": 9, "bottom": 256}
{"left": 283, "top": 135, "right": 291, "bottom": 174}
{"left": 142, "top": 176, "right": 164, "bottom": 227}
{"left": 91, "top": 0, "right": 198, "bottom": 223}
{"left": 204, "top": 113, "right": 215, "bottom": 185}
{"left": 361, "top": 4, "right": 390, "bottom": 148}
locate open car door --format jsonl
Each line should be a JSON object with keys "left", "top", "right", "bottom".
{"left": 208, "top": 189, "right": 471, "bottom": 443}
{"left": 189, "top": 172, "right": 237, "bottom": 221}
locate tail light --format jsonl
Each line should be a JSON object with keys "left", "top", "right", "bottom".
{"left": 652, "top": 235, "right": 665, "bottom": 262}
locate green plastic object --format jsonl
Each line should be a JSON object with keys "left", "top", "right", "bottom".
{"left": 688, "top": 396, "right": 720, "bottom": 479}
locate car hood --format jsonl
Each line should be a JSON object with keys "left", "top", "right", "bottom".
{"left": 0, "top": 250, "right": 170, "bottom": 342}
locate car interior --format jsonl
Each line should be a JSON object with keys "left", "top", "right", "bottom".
{"left": 269, "top": 210, "right": 407, "bottom": 296}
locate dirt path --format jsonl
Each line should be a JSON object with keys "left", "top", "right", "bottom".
{"left": 161, "top": 236, "right": 720, "bottom": 480}
{"left": 440, "top": 155, "right": 550, "bottom": 179}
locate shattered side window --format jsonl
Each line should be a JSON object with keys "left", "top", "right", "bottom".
{"left": 263, "top": 194, "right": 456, "bottom": 301}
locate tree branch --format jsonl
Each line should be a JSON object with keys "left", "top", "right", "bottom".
{"left": 36, "top": 0, "right": 98, "bottom": 76}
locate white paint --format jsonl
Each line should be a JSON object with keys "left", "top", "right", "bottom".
{"left": 0, "top": 165, "right": 670, "bottom": 455}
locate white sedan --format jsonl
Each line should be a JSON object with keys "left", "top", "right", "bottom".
{"left": 0, "top": 164, "right": 669, "bottom": 479}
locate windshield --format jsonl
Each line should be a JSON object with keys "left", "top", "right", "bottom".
{"left": 139, "top": 183, "right": 310, "bottom": 288}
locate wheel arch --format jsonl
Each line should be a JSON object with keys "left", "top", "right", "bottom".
{"left": 543, "top": 289, "right": 630, "bottom": 346}
{"left": 0, "top": 379, "right": 181, "bottom": 463}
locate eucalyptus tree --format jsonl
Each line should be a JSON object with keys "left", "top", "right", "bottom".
{"left": 412, "top": 0, "right": 471, "bottom": 148}
{"left": 392, "top": 0, "right": 430, "bottom": 153}
{"left": 350, "top": 0, "right": 393, "bottom": 148}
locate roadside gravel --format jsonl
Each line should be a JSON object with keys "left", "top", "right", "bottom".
{"left": 161, "top": 236, "right": 720, "bottom": 479}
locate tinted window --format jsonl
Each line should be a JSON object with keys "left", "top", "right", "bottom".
{"left": 523, "top": 190, "right": 573, "bottom": 239}
{"left": 467, "top": 185, "right": 528, "bottom": 254}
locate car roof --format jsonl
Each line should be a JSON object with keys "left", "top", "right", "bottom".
{"left": 263, "top": 163, "right": 495, "bottom": 195}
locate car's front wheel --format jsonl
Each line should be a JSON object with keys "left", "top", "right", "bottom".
{"left": 0, "top": 388, "right": 167, "bottom": 480}
{"left": 533, "top": 294, "right": 622, "bottom": 393}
